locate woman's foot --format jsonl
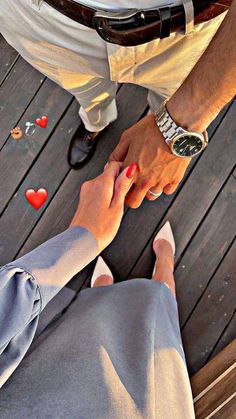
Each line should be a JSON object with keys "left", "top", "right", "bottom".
{"left": 93, "top": 275, "right": 113, "bottom": 288}
{"left": 91, "top": 256, "right": 114, "bottom": 288}
{"left": 152, "top": 222, "right": 176, "bottom": 295}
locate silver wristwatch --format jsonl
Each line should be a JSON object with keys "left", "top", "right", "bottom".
{"left": 154, "top": 101, "right": 208, "bottom": 158}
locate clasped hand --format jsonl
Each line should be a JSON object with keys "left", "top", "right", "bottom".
{"left": 71, "top": 161, "right": 137, "bottom": 251}
{"left": 71, "top": 114, "right": 191, "bottom": 251}
{"left": 109, "top": 114, "right": 191, "bottom": 208}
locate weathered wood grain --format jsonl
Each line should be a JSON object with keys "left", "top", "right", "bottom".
{"left": 210, "top": 311, "right": 236, "bottom": 360}
{"left": 0, "top": 99, "right": 78, "bottom": 265}
{"left": 191, "top": 339, "right": 236, "bottom": 397}
{"left": 0, "top": 78, "right": 72, "bottom": 215}
{"left": 0, "top": 58, "right": 45, "bottom": 149}
{"left": 212, "top": 395, "right": 236, "bottom": 419}
{"left": 176, "top": 175, "right": 236, "bottom": 327}
{"left": 0, "top": 35, "right": 18, "bottom": 84}
{"left": 182, "top": 233, "right": 236, "bottom": 374}
{"left": 194, "top": 364, "right": 236, "bottom": 419}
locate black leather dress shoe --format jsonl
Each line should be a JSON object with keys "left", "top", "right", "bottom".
{"left": 67, "top": 123, "right": 100, "bottom": 169}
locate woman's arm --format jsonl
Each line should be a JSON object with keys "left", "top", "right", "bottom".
{"left": 12, "top": 226, "right": 98, "bottom": 310}
{"left": 0, "top": 226, "right": 98, "bottom": 387}
{"left": 0, "top": 162, "right": 136, "bottom": 387}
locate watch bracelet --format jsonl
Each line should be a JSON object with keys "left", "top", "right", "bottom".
{"left": 154, "top": 101, "right": 208, "bottom": 147}
{"left": 154, "top": 101, "right": 188, "bottom": 146}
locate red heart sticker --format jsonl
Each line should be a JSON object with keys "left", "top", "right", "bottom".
{"left": 35, "top": 116, "right": 48, "bottom": 128}
{"left": 25, "top": 188, "right": 48, "bottom": 210}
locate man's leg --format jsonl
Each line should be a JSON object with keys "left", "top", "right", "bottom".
{"left": 62, "top": 74, "right": 118, "bottom": 168}
{"left": 18, "top": 62, "right": 118, "bottom": 167}
{"left": 132, "top": 12, "right": 227, "bottom": 111}
{"left": 0, "top": 0, "right": 118, "bottom": 168}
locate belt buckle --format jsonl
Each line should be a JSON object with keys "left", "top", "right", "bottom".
{"left": 93, "top": 9, "right": 142, "bottom": 45}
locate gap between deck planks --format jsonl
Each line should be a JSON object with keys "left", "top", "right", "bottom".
{"left": 176, "top": 175, "right": 236, "bottom": 327}
{"left": 191, "top": 339, "right": 236, "bottom": 418}
{"left": 182, "top": 235, "right": 236, "bottom": 375}
{"left": 0, "top": 78, "right": 73, "bottom": 214}
{"left": 0, "top": 35, "right": 18, "bottom": 84}
{"left": 210, "top": 311, "right": 236, "bottom": 360}
{"left": 0, "top": 58, "right": 46, "bottom": 150}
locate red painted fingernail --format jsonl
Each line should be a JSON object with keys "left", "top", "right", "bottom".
{"left": 126, "top": 163, "right": 138, "bottom": 179}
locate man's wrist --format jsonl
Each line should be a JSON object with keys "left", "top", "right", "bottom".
{"left": 166, "top": 94, "right": 213, "bottom": 133}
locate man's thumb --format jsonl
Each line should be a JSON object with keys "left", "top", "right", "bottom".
{"left": 112, "top": 163, "right": 138, "bottom": 206}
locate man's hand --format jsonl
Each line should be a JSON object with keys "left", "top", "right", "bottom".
{"left": 109, "top": 114, "right": 191, "bottom": 208}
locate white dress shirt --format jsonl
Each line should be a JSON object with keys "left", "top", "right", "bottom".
{"left": 77, "top": 0, "right": 182, "bottom": 11}
{"left": 32, "top": 0, "right": 182, "bottom": 11}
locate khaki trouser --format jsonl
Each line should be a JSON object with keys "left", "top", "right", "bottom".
{"left": 0, "top": 0, "right": 226, "bottom": 131}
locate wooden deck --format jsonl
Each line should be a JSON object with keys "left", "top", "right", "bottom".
{"left": 0, "top": 34, "right": 236, "bottom": 376}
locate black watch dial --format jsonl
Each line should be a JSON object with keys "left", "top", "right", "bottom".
{"left": 172, "top": 134, "right": 204, "bottom": 157}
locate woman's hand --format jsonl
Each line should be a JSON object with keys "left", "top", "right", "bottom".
{"left": 70, "top": 161, "right": 138, "bottom": 251}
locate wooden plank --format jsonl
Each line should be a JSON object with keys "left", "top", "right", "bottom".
{"left": 0, "top": 35, "right": 18, "bottom": 84}
{"left": 210, "top": 312, "right": 236, "bottom": 359}
{"left": 120, "top": 100, "right": 236, "bottom": 282}
{"left": 182, "top": 235, "right": 236, "bottom": 375}
{"left": 194, "top": 364, "right": 236, "bottom": 419}
{"left": 191, "top": 339, "right": 236, "bottom": 397}
{"left": 212, "top": 395, "right": 236, "bottom": 419}
{"left": 0, "top": 58, "right": 44, "bottom": 149}
{"left": 0, "top": 77, "right": 72, "bottom": 214}
{"left": 176, "top": 175, "right": 236, "bottom": 326}
{"left": 0, "top": 99, "right": 78, "bottom": 265}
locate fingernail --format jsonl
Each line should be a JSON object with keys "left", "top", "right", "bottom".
{"left": 104, "top": 163, "right": 109, "bottom": 170}
{"left": 126, "top": 163, "right": 138, "bottom": 179}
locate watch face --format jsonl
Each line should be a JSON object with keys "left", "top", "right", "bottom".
{"left": 172, "top": 134, "right": 204, "bottom": 157}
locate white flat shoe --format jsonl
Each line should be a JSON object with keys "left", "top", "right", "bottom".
{"left": 152, "top": 221, "right": 176, "bottom": 277}
{"left": 90, "top": 256, "right": 114, "bottom": 288}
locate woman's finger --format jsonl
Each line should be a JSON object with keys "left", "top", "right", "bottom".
{"left": 103, "top": 161, "right": 122, "bottom": 177}
{"left": 111, "top": 163, "right": 138, "bottom": 208}
{"left": 96, "top": 161, "right": 123, "bottom": 206}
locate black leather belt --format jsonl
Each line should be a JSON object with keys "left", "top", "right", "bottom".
{"left": 43, "top": 0, "right": 230, "bottom": 46}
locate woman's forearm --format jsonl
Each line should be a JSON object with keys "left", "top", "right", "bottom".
{"left": 167, "top": 0, "right": 236, "bottom": 132}
{"left": 11, "top": 226, "right": 98, "bottom": 309}
{"left": 0, "top": 226, "right": 98, "bottom": 386}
